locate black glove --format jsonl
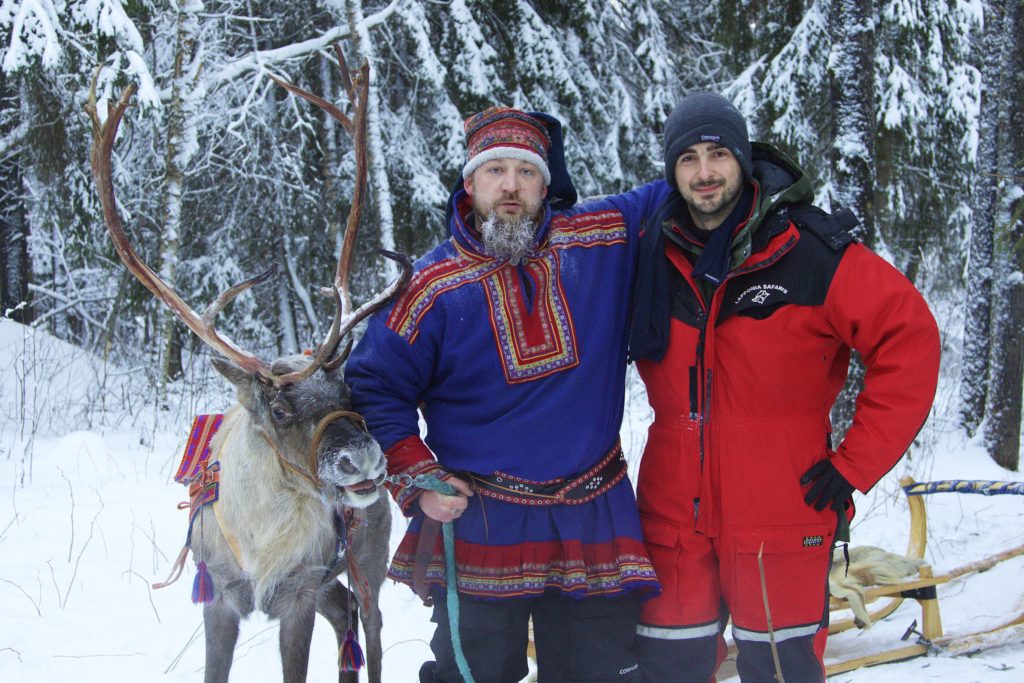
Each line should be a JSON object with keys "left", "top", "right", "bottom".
{"left": 800, "top": 459, "right": 855, "bottom": 511}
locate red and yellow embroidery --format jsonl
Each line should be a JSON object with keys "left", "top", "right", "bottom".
{"left": 548, "top": 210, "right": 627, "bottom": 248}
{"left": 483, "top": 251, "right": 579, "bottom": 383}
{"left": 386, "top": 247, "right": 501, "bottom": 343}
{"left": 386, "top": 209, "right": 627, "bottom": 382}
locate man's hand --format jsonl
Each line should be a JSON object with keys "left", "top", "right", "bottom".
{"left": 420, "top": 475, "right": 474, "bottom": 523}
{"left": 800, "top": 459, "right": 855, "bottom": 511}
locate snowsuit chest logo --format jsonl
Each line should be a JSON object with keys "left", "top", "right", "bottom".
{"left": 734, "top": 283, "right": 790, "bottom": 306}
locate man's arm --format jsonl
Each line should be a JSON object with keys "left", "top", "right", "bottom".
{"left": 821, "top": 243, "right": 941, "bottom": 492}
{"left": 345, "top": 311, "right": 462, "bottom": 517}
{"left": 587, "top": 179, "right": 673, "bottom": 241}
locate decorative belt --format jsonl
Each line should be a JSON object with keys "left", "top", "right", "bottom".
{"left": 463, "top": 442, "right": 627, "bottom": 506}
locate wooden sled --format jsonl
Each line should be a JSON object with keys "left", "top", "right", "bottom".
{"left": 826, "top": 475, "right": 1024, "bottom": 674}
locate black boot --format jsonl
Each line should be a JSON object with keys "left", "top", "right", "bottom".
{"left": 419, "top": 660, "right": 438, "bottom": 683}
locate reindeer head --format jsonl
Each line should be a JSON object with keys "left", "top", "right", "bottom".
{"left": 86, "top": 47, "right": 411, "bottom": 511}
{"left": 211, "top": 354, "right": 386, "bottom": 508}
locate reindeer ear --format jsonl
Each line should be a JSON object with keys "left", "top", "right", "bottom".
{"left": 211, "top": 356, "right": 251, "bottom": 387}
{"left": 212, "top": 356, "right": 272, "bottom": 410}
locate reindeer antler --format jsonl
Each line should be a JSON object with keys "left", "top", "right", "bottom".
{"left": 85, "top": 76, "right": 277, "bottom": 383}
{"left": 269, "top": 44, "right": 411, "bottom": 382}
{"left": 88, "top": 42, "right": 410, "bottom": 388}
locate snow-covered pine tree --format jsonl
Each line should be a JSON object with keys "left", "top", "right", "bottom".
{"left": 619, "top": 0, "right": 685, "bottom": 184}
{"left": 983, "top": 0, "right": 1023, "bottom": 471}
{"left": 740, "top": 0, "right": 830, "bottom": 170}
{"left": 1, "top": 0, "right": 163, "bottom": 354}
{"left": 960, "top": 0, "right": 1005, "bottom": 435}
{"left": 873, "top": 0, "right": 979, "bottom": 286}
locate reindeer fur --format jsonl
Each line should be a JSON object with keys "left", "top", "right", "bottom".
{"left": 191, "top": 355, "right": 390, "bottom": 683}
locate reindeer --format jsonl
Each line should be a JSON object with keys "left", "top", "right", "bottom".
{"left": 86, "top": 48, "right": 410, "bottom": 683}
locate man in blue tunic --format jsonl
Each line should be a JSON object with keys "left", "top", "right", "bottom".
{"left": 346, "top": 107, "right": 668, "bottom": 682}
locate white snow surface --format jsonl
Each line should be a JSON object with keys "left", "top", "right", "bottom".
{"left": 2, "top": 317, "right": 1023, "bottom": 682}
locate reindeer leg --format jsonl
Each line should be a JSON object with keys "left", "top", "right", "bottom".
{"left": 317, "top": 580, "right": 360, "bottom": 683}
{"left": 279, "top": 599, "right": 317, "bottom": 683}
{"left": 203, "top": 600, "right": 241, "bottom": 683}
{"left": 357, "top": 584, "right": 383, "bottom": 683}
{"left": 351, "top": 497, "right": 390, "bottom": 683}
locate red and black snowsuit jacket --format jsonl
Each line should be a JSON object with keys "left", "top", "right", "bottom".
{"left": 629, "top": 143, "right": 941, "bottom": 541}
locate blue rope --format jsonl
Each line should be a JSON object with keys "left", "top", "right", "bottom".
{"left": 389, "top": 473, "right": 475, "bottom": 683}
{"left": 902, "top": 480, "right": 1024, "bottom": 497}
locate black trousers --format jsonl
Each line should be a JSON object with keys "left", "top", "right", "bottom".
{"left": 421, "top": 590, "right": 643, "bottom": 683}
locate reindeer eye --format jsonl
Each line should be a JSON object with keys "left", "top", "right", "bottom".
{"left": 270, "top": 402, "right": 292, "bottom": 422}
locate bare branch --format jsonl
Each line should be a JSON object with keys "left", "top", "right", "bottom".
{"left": 0, "top": 578, "right": 42, "bottom": 617}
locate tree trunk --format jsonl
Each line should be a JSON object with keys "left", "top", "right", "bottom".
{"left": 960, "top": 0, "right": 1005, "bottom": 435}
{"left": 157, "top": 0, "right": 203, "bottom": 386}
{"left": 347, "top": 0, "right": 398, "bottom": 281}
{"left": 0, "top": 97, "right": 32, "bottom": 324}
{"left": 828, "top": 0, "right": 876, "bottom": 443}
{"left": 828, "top": 0, "right": 877, "bottom": 246}
{"left": 984, "top": 0, "right": 1022, "bottom": 471}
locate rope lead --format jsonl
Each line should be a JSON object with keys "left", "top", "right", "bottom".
{"left": 388, "top": 473, "right": 476, "bottom": 683}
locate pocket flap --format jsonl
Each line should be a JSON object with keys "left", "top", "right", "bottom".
{"left": 734, "top": 524, "right": 834, "bottom": 554}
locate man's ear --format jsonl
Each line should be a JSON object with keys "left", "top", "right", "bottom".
{"left": 464, "top": 174, "right": 474, "bottom": 196}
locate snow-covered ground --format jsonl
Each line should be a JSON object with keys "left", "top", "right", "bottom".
{"left": 1, "top": 317, "right": 1022, "bottom": 682}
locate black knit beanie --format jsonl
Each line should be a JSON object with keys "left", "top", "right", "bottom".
{"left": 663, "top": 92, "right": 753, "bottom": 189}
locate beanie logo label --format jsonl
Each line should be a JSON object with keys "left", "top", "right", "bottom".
{"left": 700, "top": 134, "right": 721, "bottom": 142}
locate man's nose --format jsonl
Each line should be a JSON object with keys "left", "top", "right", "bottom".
{"left": 696, "top": 158, "right": 715, "bottom": 180}
{"left": 499, "top": 171, "right": 519, "bottom": 193}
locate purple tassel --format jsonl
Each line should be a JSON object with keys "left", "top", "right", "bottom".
{"left": 339, "top": 628, "right": 364, "bottom": 672}
{"left": 192, "top": 560, "right": 215, "bottom": 604}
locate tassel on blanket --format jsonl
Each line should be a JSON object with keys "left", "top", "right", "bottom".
{"left": 339, "top": 628, "right": 364, "bottom": 672}
{"left": 192, "top": 560, "right": 215, "bottom": 604}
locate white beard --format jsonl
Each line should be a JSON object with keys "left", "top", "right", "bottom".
{"left": 480, "top": 212, "right": 536, "bottom": 265}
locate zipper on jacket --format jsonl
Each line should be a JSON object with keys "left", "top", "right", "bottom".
{"left": 689, "top": 306, "right": 706, "bottom": 420}
{"left": 695, "top": 309, "right": 711, "bottom": 477}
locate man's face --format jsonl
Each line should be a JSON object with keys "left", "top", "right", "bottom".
{"left": 465, "top": 158, "right": 547, "bottom": 224}
{"left": 674, "top": 142, "right": 744, "bottom": 230}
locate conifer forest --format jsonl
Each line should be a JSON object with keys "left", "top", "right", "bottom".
{"left": 1, "top": 1, "right": 1022, "bottom": 469}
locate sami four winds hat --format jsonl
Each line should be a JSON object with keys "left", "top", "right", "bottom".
{"left": 461, "top": 106, "right": 553, "bottom": 186}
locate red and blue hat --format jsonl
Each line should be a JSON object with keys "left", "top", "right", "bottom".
{"left": 461, "top": 107, "right": 552, "bottom": 185}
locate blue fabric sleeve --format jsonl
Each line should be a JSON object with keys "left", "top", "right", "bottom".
{"left": 344, "top": 308, "right": 437, "bottom": 452}
{"left": 598, "top": 179, "right": 671, "bottom": 240}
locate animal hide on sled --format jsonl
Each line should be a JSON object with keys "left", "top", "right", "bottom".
{"left": 830, "top": 545, "right": 926, "bottom": 628}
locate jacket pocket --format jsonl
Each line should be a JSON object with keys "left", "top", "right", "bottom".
{"left": 729, "top": 524, "right": 834, "bottom": 631}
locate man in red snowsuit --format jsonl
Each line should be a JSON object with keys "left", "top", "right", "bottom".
{"left": 629, "top": 93, "right": 941, "bottom": 682}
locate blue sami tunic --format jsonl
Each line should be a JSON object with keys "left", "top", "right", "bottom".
{"left": 345, "top": 181, "right": 669, "bottom": 599}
